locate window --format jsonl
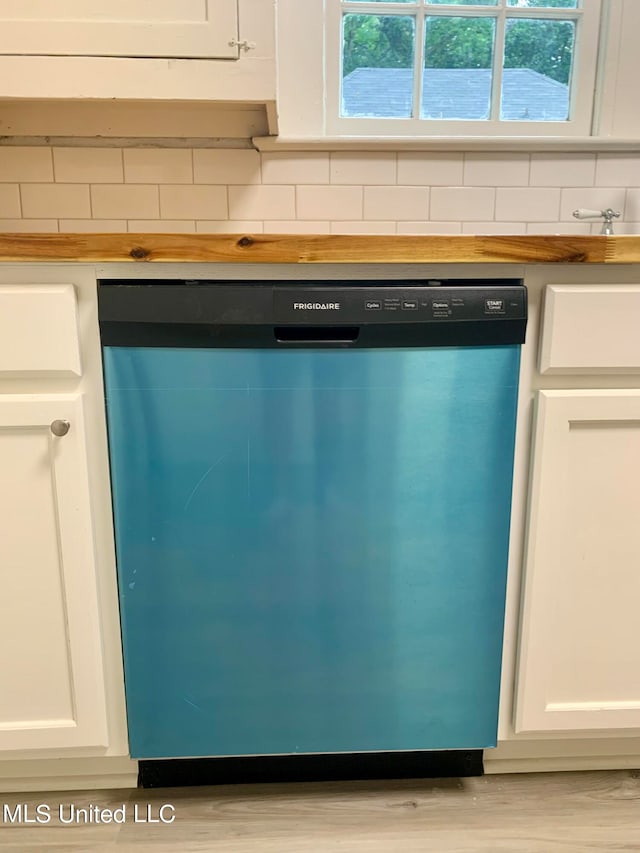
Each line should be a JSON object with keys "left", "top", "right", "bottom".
{"left": 326, "top": 0, "right": 603, "bottom": 136}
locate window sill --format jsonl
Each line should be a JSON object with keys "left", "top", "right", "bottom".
{"left": 253, "top": 135, "right": 640, "bottom": 153}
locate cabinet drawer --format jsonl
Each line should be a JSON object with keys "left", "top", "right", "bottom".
{"left": 0, "top": 284, "right": 81, "bottom": 376}
{"left": 540, "top": 285, "right": 640, "bottom": 374}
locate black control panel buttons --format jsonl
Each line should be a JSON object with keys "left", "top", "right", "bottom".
{"left": 432, "top": 299, "right": 452, "bottom": 318}
{"left": 365, "top": 300, "right": 382, "bottom": 310}
{"left": 402, "top": 300, "right": 418, "bottom": 310}
{"left": 484, "top": 298, "right": 505, "bottom": 314}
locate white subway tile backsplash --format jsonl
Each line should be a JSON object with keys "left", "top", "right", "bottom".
{"left": 496, "top": 188, "right": 560, "bottom": 222}
{"left": 397, "top": 221, "right": 462, "bottom": 234}
{"left": 530, "top": 153, "right": 595, "bottom": 187}
{"left": 526, "top": 221, "right": 592, "bottom": 235}
{"left": 21, "top": 183, "right": 90, "bottom": 218}
{"left": 462, "top": 222, "right": 526, "bottom": 235}
{"left": 0, "top": 147, "right": 53, "bottom": 182}
{"left": 124, "top": 149, "right": 192, "bottom": 184}
{"left": 625, "top": 190, "right": 640, "bottom": 222}
{"left": 194, "top": 150, "right": 260, "bottom": 184}
{"left": 128, "top": 220, "right": 196, "bottom": 233}
{"left": 92, "top": 184, "right": 159, "bottom": 219}
{"left": 464, "top": 154, "right": 529, "bottom": 187}
{"left": 0, "top": 218, "right": 58, "bottom": 232}
{"left": 229, "top": 185, "right": 295, "bottom": 220}
{"left": 1, "top": 144, "right": 630, "bottom": 236}
{"left": 330, "top": 221, "right": 396, "bottom": 234}
{"left": 364, "top": 186, "right": 428, "bottom": 221}
{"left": 262, "top": 153, "right": 329, "bottom": 185}
{"left": 397, "top": 153, "right": 463, "bottom": 186}
{"left": 160, "top": 185, "right": 227, "bottom": 219}
{"left": 54, "top": 148, "right": 123, "bottom": 183}
{"left": 59, "top": 219, "right": 127, "bottom": 232}
{"left": 430, "top": 187, "right": 495, "bottom": 221}
{"left": 559, "top": 188, "right": 627, "bottom": 222}
{"left": 330, "top": 153, "right": 396, "bottom": 185}
{"left": 196, "top": 220, "right": 264, "bottom": 233}
{"left": 606, "top": 221, "right": 640, "bottom": 235}
{"left": 595, "top": 155, "right": 640, "bottom": 188}
{"left": 296, "top": 186, "right": 362, "bottom": 220}
{"left": 266, "top": 220, "right": 331, "bottom": 233}
{"left": 0, "top": 184, "right": 21, "bottom": 218}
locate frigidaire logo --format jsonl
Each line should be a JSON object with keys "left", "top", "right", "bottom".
{"left": 293, "top": 302, "right": 341, "bottom": 310}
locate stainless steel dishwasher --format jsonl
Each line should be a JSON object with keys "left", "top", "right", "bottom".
{"left": 99, "top": 278, "right": 526, "bottom": 778}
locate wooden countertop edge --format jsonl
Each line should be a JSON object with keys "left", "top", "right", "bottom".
{"left": 0, "top": 233, "right": 639, "bottom": 264}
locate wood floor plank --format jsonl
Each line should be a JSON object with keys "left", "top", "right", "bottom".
{"left": 2, "top": 771, "right": 640, "bottom": 852}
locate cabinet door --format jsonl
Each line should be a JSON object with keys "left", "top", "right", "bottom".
{"left": 0, "top": 1, "right": 239, "bottom": 59}
{"left": 516, "top": 390, "right": 640, "bottom": 733}
{"left": 0, "top": 395, "right": 108, "bottom": 751}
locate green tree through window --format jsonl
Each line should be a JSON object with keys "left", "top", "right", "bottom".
{"left": 343, "top": 0, "right": 576, "bottom": 85}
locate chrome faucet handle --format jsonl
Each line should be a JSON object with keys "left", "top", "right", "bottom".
{"left": 573, "top": 208, "right": 621, "bottom": 235}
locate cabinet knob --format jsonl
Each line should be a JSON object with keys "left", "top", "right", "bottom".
{"left": 50, "top": 419, "right": 70, "bottom": 437}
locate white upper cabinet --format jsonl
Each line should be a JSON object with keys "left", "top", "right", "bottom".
{"left": 0, "top": 0, "right": 275, "bottom": 115}
{"left": 0, "top": 0, "right": 239, "bottom": 59}
{"left": 515, "top": 389, "right": 640, "bottom": 734}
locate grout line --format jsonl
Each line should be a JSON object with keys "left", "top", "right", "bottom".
{"left": 88, "top": 183, "right": 93, "bottom": 218}
{"left": 189, "top": 148, "right": 194, "bottom": 184}
{"left": 17, "top": 183, "right": 23, "bottom": 219}
{"left": 527, "top": 153, "right": 532, "bottom": 187}
{"left": 49, "top": 146, "right": 57, "bottom": 183}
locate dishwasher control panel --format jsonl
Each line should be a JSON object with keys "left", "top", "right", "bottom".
{"left": 274, "top": 284, "right": 526, "bottom": 324}
{"left": 99, "top": 279, "right": 527, "bottom": 348}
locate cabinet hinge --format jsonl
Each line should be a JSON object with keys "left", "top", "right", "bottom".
{"left": 229, "top": 38, "right": 256, "bottom": 52}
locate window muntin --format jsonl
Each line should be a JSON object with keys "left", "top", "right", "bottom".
{"left": 329, "top": 0, "right": 600, "bottom": 136}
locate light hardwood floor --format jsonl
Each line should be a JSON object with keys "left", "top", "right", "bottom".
{"left": 1, "top": 770, "right": 639, "bottom": 852}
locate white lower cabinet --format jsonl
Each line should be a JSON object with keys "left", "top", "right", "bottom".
{"left": 0, "top": 394, "right": 109, "bottom": 751}
{"left": 515, "top": 389, "right": 640, "bottom": 734}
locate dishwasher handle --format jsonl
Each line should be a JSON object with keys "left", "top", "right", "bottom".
{"left": 274, "top": 326, "right": 360, "bottom": 344}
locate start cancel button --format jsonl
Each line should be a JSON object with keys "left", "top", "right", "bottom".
{"left": 484, "top": 298, "right": 505, "bottom": 314}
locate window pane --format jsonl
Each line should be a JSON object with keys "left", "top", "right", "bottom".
{"left": 422, "top": 16, "right": 496, "bottom": 119}
{"left": 427, "top": 1, "right": 497, "bottom": 5}
{"left": 347, "top": 0, "right": 415, "bottom": 4}
{"left": 342, "top": 15, "right": 416, "bottom": 118}
{"left": 506, "top": 1, "right": 578, "bottom": 8}
{"left": 501, "top": 18, "right": 575, "bottom": 120}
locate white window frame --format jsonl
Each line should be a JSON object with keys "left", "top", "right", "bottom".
{"left": 325, "top": 0, "right": 603, "bottom": 137}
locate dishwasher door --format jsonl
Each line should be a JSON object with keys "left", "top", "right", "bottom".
{"left": 103, "top": 334, "right": 521, "bottom": 760}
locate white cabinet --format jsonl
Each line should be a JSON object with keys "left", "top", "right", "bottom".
{"left": 0, "top": 394, "right": 109, "bottom": 751}
{"left": 515, "top": 389, "right": 640, "bottom": 734}
{"left": 0, "top": 0, "right": 275, "bottom": 113}
{"left": 0, "top": 0, "right": 239, "bottom": 59}
{"left": 0, "top": 285, "right": 81, "bottom": 378}
{"left": 540, "top": 285, "right": 640, "bottom": 375}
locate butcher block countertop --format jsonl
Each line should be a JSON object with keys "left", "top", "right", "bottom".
{"left": 0, "top": 233, "right": 639, "bottom": 264}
